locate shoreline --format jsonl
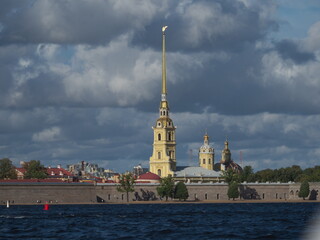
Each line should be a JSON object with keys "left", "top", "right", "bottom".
{"left": 3, "top": 199, "right": 320, "bottom": 206}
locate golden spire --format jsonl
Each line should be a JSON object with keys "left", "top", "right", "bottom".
{"left": 161, "top": 26, "right": 168, "bottom": 101}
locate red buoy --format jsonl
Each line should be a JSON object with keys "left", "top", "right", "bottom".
{"left": 43, "top": 203, "right": 49, "bottom": 210}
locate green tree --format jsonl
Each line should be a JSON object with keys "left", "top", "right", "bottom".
{"left": 23, "top": 160, "right": 47, "bottom": 179}
{"left": 0, "top": 158, "right": 17, "bottom": 179}
{"left": 298, "top": 181, "right": 310, "bottom": 200}
{"left": 240, "top": 166, "right": 255, "bottom": 182}
{"left": 116, "top": 172, "right": 135, "bottom": 202}
{"left": 227, "top": 182, "right": 239, "bottom": 200}
{"left": 255, "top": 169, "right": 275, "bottom": 182}
{"left": 221, "top": 168, "right": 240, "bottom": 184}
{"left": 174, "top": 182, "right": 189, "bottom": 201}
{"left": 157, "top": 175, "right": 175, "bottom": 201}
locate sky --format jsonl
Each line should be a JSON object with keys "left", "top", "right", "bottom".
{"left": 1, "top": 0, "right": 320, "bottom": 173}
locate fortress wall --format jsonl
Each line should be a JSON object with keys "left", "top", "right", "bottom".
{"left": 0, "top": 182, "right": 319, "bottom": 204}
{"left": 289, "top": 183, "right": 320, "bottom": 200}
{"left": 95, "top": 184, "right": 159, "bottom": 203}
{"left": 0, "top": 184, "right": 96, "bottom": 204}
{"left": 97, "top": 183, "right": 319, "bottom": 202}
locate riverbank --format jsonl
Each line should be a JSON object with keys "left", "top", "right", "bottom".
{"left": 2, "top": 199, "right": 319, "bottom": 206}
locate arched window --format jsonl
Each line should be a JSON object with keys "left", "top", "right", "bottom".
{"left": 168, "top": 132, "right": 171, "bottom": 141}
{"left": 157, "top": 169, "right": 161, "bottom": 176}
{"left": 208, "top": 159, "right": 211, "bottom": 164}
{"left": 217, "top": 194, "right": 220, "bottom": 200}
{"left": 203, "top": 159, "right": 206, "bottom": 164}
{"left": 205, "top": 193, "right": 208, "bottom": 200}
{"left": 158, "top": 133, "right": 161, "bottom": 141}
{"left": 172, "top": 151, "right": 174, "bottom": 158}
{"left": 158, "top": 152, "right": 161, "bottom": 159}
{"left": 262, "top": 193, "right": 265, "bottom": 199}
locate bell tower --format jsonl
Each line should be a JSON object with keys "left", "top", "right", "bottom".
{"left": 149, "top": 26, "right": 176, "bottom": 177}
{"left": 199, "top": 133, "right": 214, "bottom": 170}
{"left": 220, "top": 139, "right": 231, "bottom": 171}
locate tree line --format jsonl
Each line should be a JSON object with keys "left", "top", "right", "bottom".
{"left": 0, "top": 158, "right": 47, "bottom": 179}
{"left": 230, "top": 165, "right": 320, "bottom": 183}
{"left": 222, "top": 167, "right": 313, "bottom": 200}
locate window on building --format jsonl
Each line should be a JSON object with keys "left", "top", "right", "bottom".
{"left": 276, "top": 193, "right": 278, "bottom": 199}
{"left": 158, "top": 152, "right": 161, "bottom": 159}
{"left": 158, "top": 134, "right": 161, "bottom": 141}
{"left": 168, "top": 132, "right": 171, "bottom": 141}
{"left": 158, "top": 169, "right": 161, "bottom": 176}
{"left": 122, "top": 194, "right": 124, "bottom": 200}
{"left": 108, "top": 194, "right": 111, "bottom": 200}
{"left": 262, "top": 193, "right": 265, "bottom": 199}
{"left": 205, "top": 193, "right": 208, "bottom": 200}
{"left": 203, "top": 159, "right": 205, "bottom": 164}
{"left": 208, "top": 159, "right": 211, "bottom": 164}
{"left": 217, "top": 194, "right": 220, "bottom": 200}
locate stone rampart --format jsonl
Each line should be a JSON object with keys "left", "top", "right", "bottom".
{"left": 0, "top": 183, "right": 96, "bottom": 204}
{"left": 0, "top": 182, "right": 319, "bottom": 204}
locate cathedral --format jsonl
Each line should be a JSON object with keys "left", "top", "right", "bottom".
{"left": 149, "top": 26, "right": 242, "bottom": 181}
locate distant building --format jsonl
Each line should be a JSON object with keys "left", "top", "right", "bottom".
{"left": 46, "top": 165, "right": 73, "bottom": 179}
{"left": 133, "top": 164, "right": 148, "bottom": 177}
{"left": 214, "top": 140, "right": 242, "bottom": 173}
{"left": 67, "top": 161, "right": 117, "bottom": 179}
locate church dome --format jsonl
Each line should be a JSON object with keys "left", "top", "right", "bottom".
{"left": 137, "top": 172, "right": 161, "bottom": 183}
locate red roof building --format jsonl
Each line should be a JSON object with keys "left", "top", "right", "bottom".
{"left": 46, "top": 167, "right": 73, "bottom": 178}
{"left": 136, "top": 172, "right": 161, "bottom": 183}
{"left": 15, "top": 166, "right": 73, "bottom": 180}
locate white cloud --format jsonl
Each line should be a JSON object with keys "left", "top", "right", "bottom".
{"left": 32, "top": 126, "right": 62, "bottom": 142}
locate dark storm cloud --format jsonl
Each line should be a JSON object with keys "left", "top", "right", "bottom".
{"left": 0, "top": 0, "right": 320, "bottom": 172}
{"left": 275, "top": 39, "right": 315, "bottom": 64}
{"left": 133, "top": 0, "right": 278, "bottom": 52}
{"left": 0, "top": 0, "right": 278, "bottom": 51}
{"left": 0, "top": 0, "right": 159, "bottom": 45}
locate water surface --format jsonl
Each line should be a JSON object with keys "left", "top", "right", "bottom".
{"left": 1, "top": 203, "right": 319, "bottom": 239}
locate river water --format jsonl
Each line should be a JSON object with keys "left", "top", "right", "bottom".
{"left": 1, "top": 203, "right": 319, "bottom": 239}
